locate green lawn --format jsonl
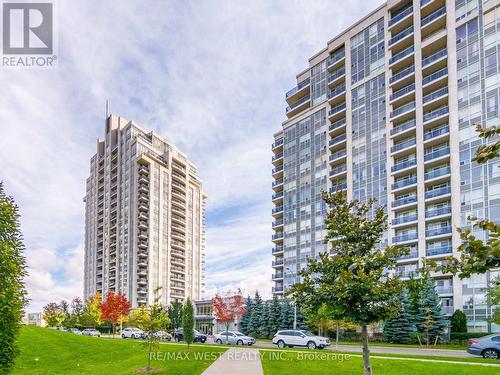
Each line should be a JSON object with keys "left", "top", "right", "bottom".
{"left": 13, "top": 326, "right": 226, "bottom": 374}
{"left": 331, "top": 340, "right": 466, "bottom": 350}
{"left": 260, "top": 350, "right": 500, "bottom": 375}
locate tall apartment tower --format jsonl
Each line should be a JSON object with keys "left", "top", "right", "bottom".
{"left": 84, "top": 114, "right": 206, "bottom": 308}
{"left": 272, "top": 0, "right": 500, "bottom": 332}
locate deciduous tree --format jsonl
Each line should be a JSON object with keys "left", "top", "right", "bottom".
{"left": 167, "top": 300, "right": 183, "bottom": 329}
{"left": 450, "top": 310, "right": 468, "bottom": 333}
{"left": 212, "top": 291, "right": 246, "bottom": 343}
{"left": 84, "top": 292, "right": 103, "bottom": 328}
{"left": 101, "top": 292, "right": 131, "bottom": 337}
{"left": 43, "top": 302, "right": 65, "bottom": 327}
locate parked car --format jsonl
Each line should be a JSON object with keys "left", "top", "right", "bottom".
{"left": 272, "top": 330, "right": 330, "bottom": 349}
{"left": 173, "top": 328, "right": 207, "bottom": 343}
{"left": 213, "top": 331, "right": 255, "bottom": 346}
{"left": 81, "top": 329, "right": 101, "bottom": 337}
{"left": 146, "top": 331, "right": 172, "bottom": 341}
{"left": 57, "top": 327, "right": 68, "bottom": 332}
{"left": 122, "top": 327, "right": 145, "bottom": 339}
{"left": 467, "top": 334, "right": 500, "bottom": 359}
{"left": 69, "top": 328, "right": 82, "bottom": 335}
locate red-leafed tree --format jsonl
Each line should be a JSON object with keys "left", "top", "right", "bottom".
{"left": 212, "top": 290, "right": 246, "bottom": 344}
{"left": 101, "top": 292, "right": 131, "bottom": 337}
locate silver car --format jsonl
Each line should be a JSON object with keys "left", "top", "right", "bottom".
{"left": 467, "top": 334, "right": 500, "bottom": 359}
{"left": 213, "top": 331, "right": 255, "bottom": 345}
{"left": 81, "top": 329, "right": 101, "bottom": 337}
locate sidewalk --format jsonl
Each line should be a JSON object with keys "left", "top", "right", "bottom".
{"left": 202, "top": 348, "right": 263, "bottom": 375}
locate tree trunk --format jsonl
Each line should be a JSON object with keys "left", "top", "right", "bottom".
{"left": 226, "top": 322, "right": 229, "bottom": 344}
{"left": 147, "top": 337, "right": 152, "bottom": 370}
{"left": 335, "top": 322, "right": 339, "bottom": 351}
{"left": 361, "top": 325, "right": 372, "bottom": 375}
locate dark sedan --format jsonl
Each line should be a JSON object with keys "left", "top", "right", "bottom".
{"left": 173, "top": 328, "right": 207, "bottom": 343}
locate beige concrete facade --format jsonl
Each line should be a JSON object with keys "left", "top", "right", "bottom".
{"left": 84, "top": 115, "right": 206, "bottom": 308}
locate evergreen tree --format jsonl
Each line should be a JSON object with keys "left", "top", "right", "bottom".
{"left": 450, "top": 310, "right": 468, "bottom": 333}
{"left": 258, "top": 301, "right": 270, "bottom": 338}
{"left": 267, "top": 295, "right": 281, "bottom": 336}
{"left": 248, "top": 291, "right": 263, "bottom": 336}
{"left": 167, "top": 300, "right": 183, "bottom": 330}
{"left": 279, "top": 299, "right": 294, "bottom": 329}
{"left": 239, "top": 296, "right": 252, "bottom": 334}
{"left": 415, "top": 277, "right": 448, "bottom": 344}
{"left": 383, "top": 289, "right": 415, "bottom": 344}
{"left": 182, "top": 298, "right": 195, "bottom": 350}
{"left": 295, "top": 306, "right": 309, "bottom": 330}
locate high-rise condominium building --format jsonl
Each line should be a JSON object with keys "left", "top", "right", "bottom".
{"left": 272, "top": 0, "right": 500, "bottom": 331}
{"left": 84, "top": 114, "right": 206, "bottom": 308}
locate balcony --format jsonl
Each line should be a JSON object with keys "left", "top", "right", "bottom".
{"left": 423, "top": 68, "right": 448, "bottom": 87}
{"left": 423, "top": 87, "right": 448, "bottom": 105}
{"left": 329, "top": 134, "right": 347, "bottom": 148}
{"left": 390, "top": 65, "right": 414, "bottom": 84}
{"left": 272, "top": 138, "right": 284, "bottom": 150}
{"left": 329, "top": 165, "right": 347, "bottom": 177}
{"left": 421, "top": 6, "right": 446, "bottom": 28}
{"left": 138, "top": 232, "right": 148, "bottom": 240}
{"left": 389, "top": 45, "right": 414, "bottom": 66}
{"left": 328, "top": 103, "right": 347, "bottom": 119}
{"left": 272, "top": 219, "right": 284, "bottom": 228}
{"left": 425, "top": 185, "right": 451, "bottom": 199}
{"left": 272, "top": 178, "right": 283, "bottom": 189}
{"left": 390, "top": 83, "right": 415, "bottom": 102}
{"left": 272, "top": 273, "right": 284, "bottom": 280}
{"left": 272, "top": 191, "right": 284, "bottom": 202}
{"left": 272, "top": 286, "right": 284, "bottom": 293}
{"left": 389, "top": 5, "right": 413, "bottom": 28}
{"left": 398, "top": 247, "right": 419, "bottom": 260}
{"left": 391, "top": 119, "right": 416, "bottom": 136}
{"left": 272, "top": 259, "right": 284, "bottom": 267}
{"left": 286, "top": 94, "right": 310, "bottom": 117}
{"left": 424, "top": 166, "right": 450, "bottom": 180}
{"left": 423, "top": 106, "right": 448, "bottom": 124}
{"left": 328, "top": 85, "right": 346, "bottom": 102}
{"left": 391, "top": 138, "right": 416, "bottom": 153}
{"left": 328, "top": 67, "right": 346, "bottom": 85}
{"left": 272, "top": 246, "right": 284, "bottom": 254}
{"left": 436, "top": 285, "right": 453, "bottom": 294}
{"left": 171, "top": 197, "right": 186, "bottom": 208}
{"left": 426, "top": 206, "right": 452, "bottom": 218}
{"left": 422, "top": 48, "right": 447, "bottom": 68}
{"left": 329, "top": 149, "right": 347, "bottom": 163}
{"left": 426, "top": 226, "right": 452, "bottom": 237}
{"left": 392, "top": 175, "right": 417, "bottom": 190}
{"left": 272, "top": 165, "right": 284, "bottom": 176}
{"left": 424, "top": 147, "right": 450, "bottom": 162}
{"left": 330, "top": 181, "right": 347, "bottom": 192}
{"left": 138, "top": 240, "right": 148, "bottom": 249}
{"left": 138, "top": 278, "right": 147, "bottom": 285}
{"left": 272, "top": 205, "right": 283, "bottom": 215}
{"left": 392, "top": 195, "right": 418, "bottom": 208}
{"left": 389, "top": 25, "right": 414, "bottom": 46}
{"left": 392, "top": 213, "right": 418, "bottom": 225}
{"left": 285, "top": 77, "right": 310, "bottom": 101}
{"left": 272, "top": 232, "right": 284, "bottom": 241}
{"left": 272, "top": 152, "right": 283, "bottom": 163}
{"left": 426, "top": 245, "right": 452, "bottom": 257}
{"left": 391, "top": 101, "right": 415, "bottom": 119}
{"left": 393, "top": 232, "right": 418, "bottom": 243}
{"left": 327, "top": 49, "right": 345, "bottom": 69}
{"left": 392, "top": 158, "right": 417, "bottom": 172}
{"left": 329, "top": 118, "right": 347, "bottom": 134}
{"left": 424, "top": 125, "right": 449, "bottom": 142}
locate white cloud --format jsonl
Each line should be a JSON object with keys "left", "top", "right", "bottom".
{"left": 0, "top": 0, "right": 384, "bottom": 310}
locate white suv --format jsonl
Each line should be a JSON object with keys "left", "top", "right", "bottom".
{"left": 122, "top": 327, "right": 145, "bottom": 339}
{"left": 272, "top": 330, "right": 330, "bottom": 349}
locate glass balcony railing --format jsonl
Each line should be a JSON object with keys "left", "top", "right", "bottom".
{"left": 328, "top": 103, "right": 347, "bottom": 117}
{"left": 272, "top": 232, "right": 284, "bottom": 240}
{"left": 423, "top": 68, "right": 448, "bottom": 86}
{"left": 389, "top": 45, "right": 414, "bottom": 65}
{"left": 272, "top": 178, "right": 283, "bottom": 187}
{"left": 272, "top": 206, "right": 283, "bottom": 214}
{"left": 390, "top": 83, "right": 415, "bottom": 101}
{"left": 424, "top": 125, "right": 449, "bottom": 141}
{"left": 391, "top": 119, "right": 416, "bottom": 135}
{"left": 327, "top": 49, "right": 346, "bottom": 66}
{"left": 424, "top": 166, "right": 450, "bottom": 180}
{"left": 285, "top": 78, "right": 311, "bottom": 99}
{"left": 421, "top": 6, "right": 446, "bottom": 27}
{"left": 423, "top": 87, "right": 448, "bottom": 104}
{"left": 392, "top": 195, "right": 418, "bottom": 207}
{"left": 329, "top": 134, "right": 347, "bottom": 146}
{"left": 272, "top": 246, "right": 283, "bottom": 254}
{"left": 424, "top": 147, "right": 450, "bottom": 161}
{"left": 272, "top": 165, "right": 284, "bottom": 174}
{"left": 426, "top": 246, "right": 452, "bottom": 256}
{"left": 390, "top": 65, "right": 415, "bottom": 84}
{"left": 272, "top": 138, "right": 283, "bottom": 149}
{"left": 391, "top": 101, "right": 416, "bottom": 118}
{"left": 272, "top": 259, "right": 284, "bottom": 266}
{"left": 328, "top": 67, "right": 346, "bottom": 83}
{"left": 272, "top": 191, "right": 284, "bottom": 200}
{"left": 330, "top": 181, "right": 347, "bottom": 192}
{"left": 425, "top": 185, "right": 451, "bottom": 199}
{"left": 392, "top": 138, "right": 416, "bottom": 153}
{"left": 392, "top": 158, "right": 417, "bottom": 172}
{"left": 422, "top": 48, "right": 447, "bottom": 67}
{"left": 330, "top": 165, "right": 347, "bottom": 176}
{"left": 272, "top": 273, "right": 284, "bottom": 280}
{"left": 389, "top": 26, "right": 414, "bottom": 45}
{"left": 426, "top": 226, "right": 452, "bottom": 237}
{"left": 389, "top": 5, "right": 413, "bottom": 27}
{"left": 272, "top": 286, "right": 284, "bottom": 293}
{"left": 272, "top": 219, "right": 283, "bottom": 228}
{"left": 392, "top": 213, "right": 418, "bottom": 225}
{"left": 426, "top": 206, "right": 452, "bottom": 218}
{"left": 398, "top": 247, "right": 419, "bottom": 260}
{"left": 328, "top": 85, "right": 346, "bottom": 99}
{"left": 286, "top": 94, "right": 310, "bottom": 113}
{"left": 329, "top": 149, "right": 347, "bottom": 161}
{"left": 329, "top": 118, "right": 346, "bottom": 132}
{"left": 392, "top": 175, "right": 417, "bottom": 190}
{"left": 421, "top": 0, "right": 433, "bottom": 6}
{"left": 272, "top": 152, "right": 283, "bottom": 162}
{"left": 423, "top": 106, "right": 449, "bottom": 122}
{"left": 393, "top": 232, "right": 418, "bottom": 243}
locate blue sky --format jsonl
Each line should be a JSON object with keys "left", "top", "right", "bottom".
{"left": 0, "top": 0, "right": 383, "bottom": 311}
